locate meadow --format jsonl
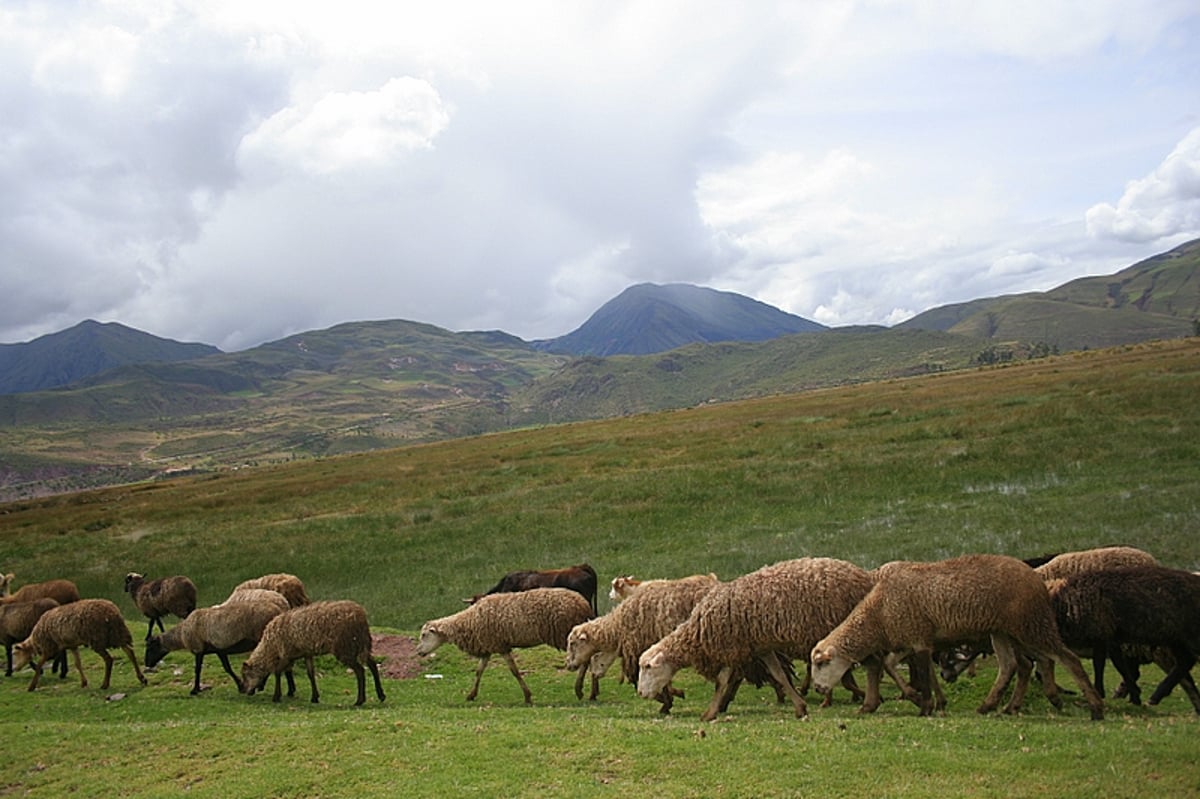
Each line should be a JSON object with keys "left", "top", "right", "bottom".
{"left": 1, "top": 338, "right": 1198, "bottom": 797}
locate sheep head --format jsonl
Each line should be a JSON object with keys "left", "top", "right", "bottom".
{"left": 415, "top": 622, "right": 445, "bottom": 656}
{"left": 123, "top": 573, "right": 144, "bottom": 594}
{"left": 10, "top": 640, "right": 38, "bottom": 673}
{"left": 240, "top": 660, "right": 269, "bottom": 695}
{"left": 0, "top": 573, "right": 13, "bottom": 596}
{"left": 809, "top": 640, "right": 853, "bottom": 695}
{"left": 636, "top": 644, "right": 678, "bottom": 699}
{"left": 589, "top": 649, "right": 618, "bottom": 678}
{"left": 564, "top": 627, "right": 596, "bottom": 670}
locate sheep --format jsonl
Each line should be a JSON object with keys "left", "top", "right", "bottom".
{"left": 569, "top": 573, "right": 719, "bottom": 711}
{"left": 1, "top": 598, "right": 62, "bottom": 676}
{"left": 12, "top": 598, "right": 147, "bottom": 691}
{"left": 124, "top": 573, "right": 198, "bottom": 639}
{"left": 1047, "top": 566, "right": 1200, "bottom": 713}
{"left": 608, "top": 575, "right": 646, "bottom": 603}
{"left": 0, "top": 573, "right": 12, "bottom": 595}
{"left": 417, "top": 587, "right": 594, "bottom": 705}
{"left": 636, "top": 557, "right": 880, "bottom": 721}
{"left": 232, "top": 573, "right": 310, "bottom": 608}
{"left": 0, "top": 577, "right": 81, "bottom": 607}
{"left": 145, "top": 591, "right": 291, "bottom": 695}
{"left": 1034, "top": 545, "right": 1157, "bottom": 580}
{"left": 240, "top": 600, "right": 385, "bottom": 706}
{"left": 810, "top": 554, "right": 1105, "bottom": 720}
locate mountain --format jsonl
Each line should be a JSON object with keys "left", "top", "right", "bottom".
{"left": 535, "top": 282, "right": 826, "bottom": 356}
{"left": 899, "top": 238, "right": 1200, "bottom": 349}
{"left": 0, "top": 320, "right": 221, "bottom": 395}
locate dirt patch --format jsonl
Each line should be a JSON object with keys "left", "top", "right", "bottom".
{"left": 371, "top": 633, "right": 424, "bottom": 680}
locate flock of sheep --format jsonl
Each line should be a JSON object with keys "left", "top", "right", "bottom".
{"left": 2, "top": 545, "right": 1198, "bottom": 723}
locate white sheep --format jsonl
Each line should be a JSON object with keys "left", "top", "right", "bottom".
{"left": 241, "top": 600, "right": 385, "bottom": 706}
{"left": 145, "top": 591, "right": 291, "bottom": 694}
{"left": 124, "top": 573, "right": 198, "bottom": 639}
{"left": 417, "top": 587, "right": 594, "bottom": 705}
{"left": 810, "top": 554, "right": 1105, "bottom": 720}
{"left": 12, "top": 598, "right": 148, "bottom": 691}
{"left": 232, "top": 573, "right": 310, "bottom": 608}
{"left": 569, "top": 573, "right": 719, "bottom": 711}
{"left": 637, "top": 557, "right": 878, "bottom": 721}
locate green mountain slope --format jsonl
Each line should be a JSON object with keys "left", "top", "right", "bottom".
{"left": 901, "top": 238, "right": 1200, "bottom": 347}
{"left": 0, "top": 320, "right": 220, "bottom": 395}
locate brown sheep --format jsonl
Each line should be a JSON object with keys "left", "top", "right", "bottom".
{"left": 124, "top": 573, "right": 198, "bottom": 640}
{"left": 810, "top": 554, "right": 1105, "bottom": 720}
{"left": 232, "top": 574, "right": 310, "bottom": 608}
{"left": 637, "top": 558, "right": 879, "bottom": 721}
{"left": 1, "top": 598, "right": 61, "bottom": 676}
{"left": 145, "top": 592, "right": 291, "bottom": 695}
{"left": 241, "top": 600, "right": 384, "bottom": 706}
{"left": 0, "top": 577, "right": 81, "bottom": 607}
{"left": 12, "top": 599, "right": 147, "bottom": 691}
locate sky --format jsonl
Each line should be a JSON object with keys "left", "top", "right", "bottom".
{"left": 2, "top": 1, "right": 1199, "bottom": 352}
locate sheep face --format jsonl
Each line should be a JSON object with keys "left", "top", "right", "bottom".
{"left": 636, "top": 645, "right": 678, "bottom": 699}
{"left": 809, "top": 642, "right": 853, "bottom": 695}
{"left": 123, "top": 573, "right": 143, "bottom": 593}
{"left": 609, "top": 576, "right": 638, "bottom": 602}
{"left": 10, "top": 641, "right": 36, "bottom": 672}
{"left": 415, "top": 623, "right": 445, "bottom": 656}
{"left": 565, "top": 627, "right": 597, "bottom": 670}
{"left": 240, "top": 660, "right": 270, "bottom": 695}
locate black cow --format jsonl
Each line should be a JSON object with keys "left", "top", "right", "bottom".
{"left": 468, "top": 563, "right": 598, "bottom": 614}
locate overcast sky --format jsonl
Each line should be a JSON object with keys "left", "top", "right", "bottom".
{"left": 2, "top": 1, "right": 1198, "bottom": 351}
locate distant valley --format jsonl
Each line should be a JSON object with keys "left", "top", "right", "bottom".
{"left": 0, "top": 238, "right": 1196, "bottom": 500}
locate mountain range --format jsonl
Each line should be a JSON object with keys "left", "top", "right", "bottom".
{"left": 0, "top": 237, "right": 1196, "bottom": 499}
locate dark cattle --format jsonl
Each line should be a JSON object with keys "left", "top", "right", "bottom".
{"left": 468, "top": 563, "right": 598, "bottom": 615}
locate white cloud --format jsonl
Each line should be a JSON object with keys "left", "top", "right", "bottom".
{"left": 1086, "top": 127, "right": 1200, "bottom": 243}
{"left": 239, "top": 78, "right": 452, "bottom": 176}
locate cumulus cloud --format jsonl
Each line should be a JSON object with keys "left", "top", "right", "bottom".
{"left": 1086, "top": 127, "right": 1200, "bottom": 243}
{"left": 239, "top": 78, "right": 452, "bottom": 176}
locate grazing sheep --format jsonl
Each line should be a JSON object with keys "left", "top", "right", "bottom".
{"left": 1, "top": 598, "right": 62, "bottom": 676}
{"left": 569, "top": 573, "right": 719, "bottom": 712}
{"left": 810, "top": 554, "right": 1105, "bottom": 720}
{"left": 145, "top": 592, "right": 291, "bottom": 695}
{"left": 0, "top": 573, "right": 12, "bottom": 595}
{"left": 0, "top": 577, "right": 81, "bottom": 607}
{"left": 233, "top": 574, "right": 310, "bottom": 608}
{"left": 636, "top": 557, "right": 878, "bottom": 721}
{"left": 1034, "top": 545, "right": 1157, "bottom": 581}
{"left": 1047, "top": 566, "right": 1200, "bottom": 713}
{"left": 124, "top": 573, "right": 198, "bottom": 639}
{"left": 417, "top": 587, "right": 594, "bottom": 705}
{"left": 12, "top": 599, "right": 147, "bottom": 691}
{"left": 241, "top": 600, "right": 385, "bottom": 706}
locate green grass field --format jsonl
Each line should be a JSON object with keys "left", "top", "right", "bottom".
{"left": 2, "top": 338, "right": 1199, "bottom": 797}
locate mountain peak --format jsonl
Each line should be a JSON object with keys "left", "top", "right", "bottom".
{"left": 536, "top": 283, "right": 826, "bottom": 356}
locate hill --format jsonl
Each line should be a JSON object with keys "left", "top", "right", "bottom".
{"left": 535, "top": 282, "right": 826, "bottom": 355}
{"left": 900, "top": 238, "right": 1200, "bottom": 348}
{"left": 0, "top": 319, "right": 220, "bottom": 395}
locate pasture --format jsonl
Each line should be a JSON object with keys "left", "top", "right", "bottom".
{"left": 1, "top": 338, "right": 1198, "bottom": 797}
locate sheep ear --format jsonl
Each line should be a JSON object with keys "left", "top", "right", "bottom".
{"left": 812, "top": 647, "right": 831, "bottom": 665}
{"left": 648, "top": 651, "right": 665, "bottom": 668}
{"left": 577, "top": 630, "right": 589, "bottom": 643}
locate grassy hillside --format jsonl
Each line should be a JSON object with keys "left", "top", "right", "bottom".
{"left": 1, "top": 338, "right": 1198, "bottom": 797}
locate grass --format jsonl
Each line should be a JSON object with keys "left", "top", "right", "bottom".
{"left": 1, "top": 338, "right": 1199, "bottom": 796}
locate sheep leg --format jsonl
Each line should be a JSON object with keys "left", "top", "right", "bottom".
{"left": 573, "top": 663, "right": 586, "bottom": 700}
{"left": 880, "top": 652, "right": 926, "bottom": 712}
{"left": 213, "top": 652, "right": 242, "bottom": 693}
{"left": 716, "top": 676, "right": 742, "bottom": 714}
{"left": 1176, "top": 669, "right": 1200, "bottom": 714}
{"left": 1106, "top": 647, "right": 1141, "bottom": 705}
{"left": 1000, "top": 648, "right": 1034, "bottom": 714}
{"left": 839, "top": 670, "right": 866, "bottom": 703}
{"left": 1091, "top": 646, "right": 1108, "bottom": 698}
{"left": 656, "top": 685, "right": 675, "bottom": 715}
{"left": 1045, "top": 645, "right": 1104, "bottom": 720}
{"left": 121, "top": 644, "right": 146, "bottom": 686}
{"left": 1147, "top": 645, "right": 1197, "bottom": 707}
{"left": 52, "top": 652, "right": 68, "bottom": 679}
{"left": 304, "top": 655, "right": 320, "bottom": 703}
{"left": 97, "top": 648, "right": 115, "bottom": 690}
{"left": 763, "top": 651, "right": 808, "bottom": 719}
{"left": 25, "top": 653, "right": 48, "bottom": 691}
{"left": 501, "top": 652, "right": 533, "bottom": 705}
{"left": 702, "top": 666, "right": 737, "bottom": 721}
{"left": 368, "top": 658, "right": 385, "bottom": 702}
{"left": 467, "top": 654, "right": 491, "bottom": 701}
{"left": 4, "top": 643, "right": 11, "bottom": 676}
{"left": 351, "top": 663, "right": 367, "bottom": 706}
{"left": 588, "top": 673, "right": 600, "bottom": 701}
{"left": 857, "top": 657, "right": 884, "bottom": 713}
{"left": 979, "top": 634, "right": 1018, "bottom": 714}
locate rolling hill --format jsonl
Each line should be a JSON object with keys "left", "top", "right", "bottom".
{"left": 0, "top": 320, "right": 220, "bottom": 395}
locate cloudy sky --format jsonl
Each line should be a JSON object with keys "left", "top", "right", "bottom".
{"left": 2, "top": 1, "right": 1198, "bottom": 351}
